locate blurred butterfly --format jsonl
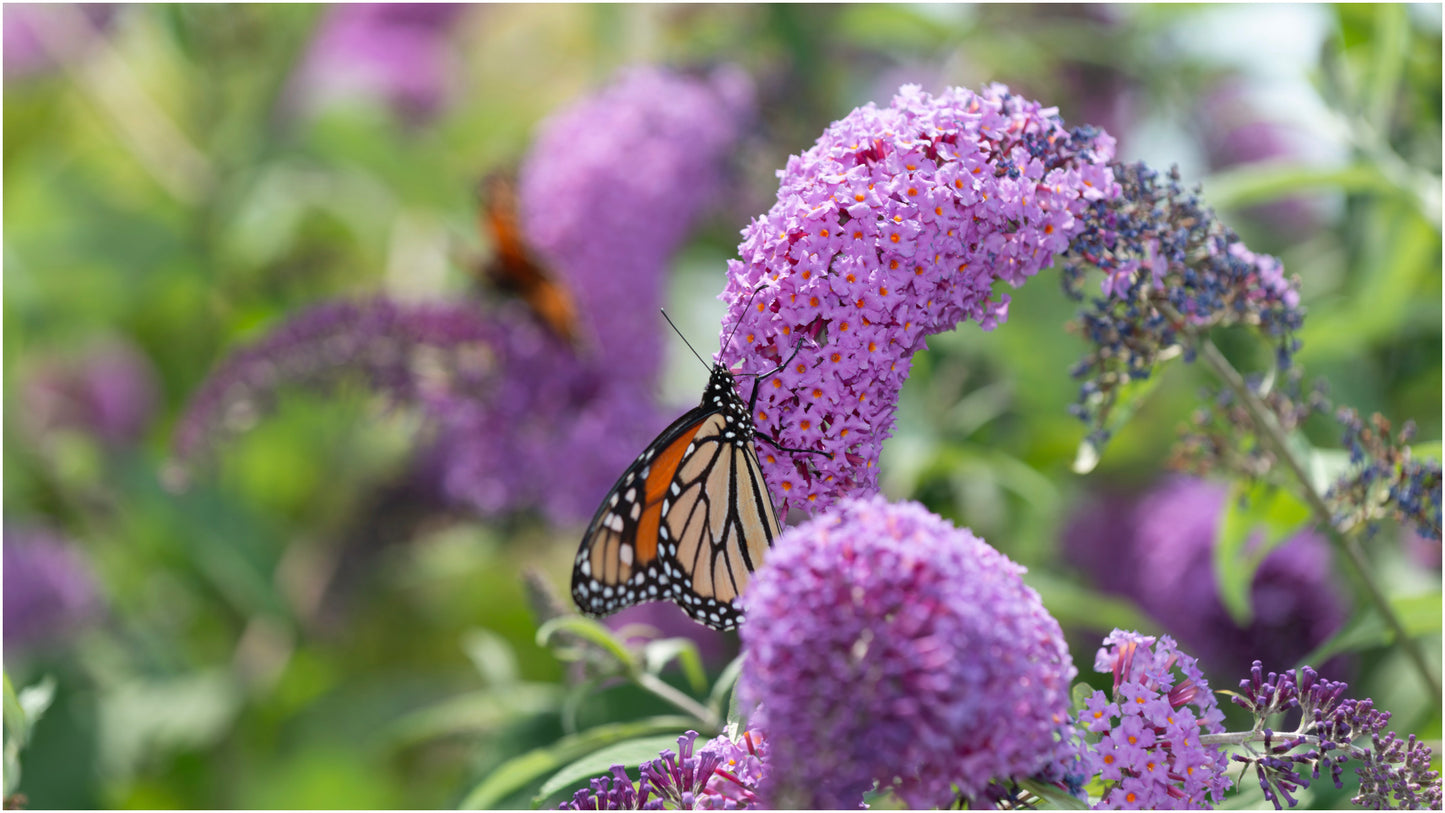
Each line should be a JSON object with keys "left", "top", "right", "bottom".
{"left": 474, "top": 171, "right": 581, "bottom": 345}
{"left": 571, "top": 309, "right": 829, "bottom": 630}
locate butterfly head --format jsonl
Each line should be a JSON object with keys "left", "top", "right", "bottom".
{"left": 704, "top": 363, "right": 754, "bottom": 441}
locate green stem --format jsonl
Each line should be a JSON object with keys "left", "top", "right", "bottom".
{"left": 633, "top": 671, "right": 721, "bottom": 733}
{"left": 1168, "top": 307, "right": 1441, "bottom": 700}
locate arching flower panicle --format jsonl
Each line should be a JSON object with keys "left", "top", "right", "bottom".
{"left": 719, "top": 83, "right": 1119, "bottom": 517}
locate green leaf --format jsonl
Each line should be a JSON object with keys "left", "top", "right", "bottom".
{"left": 1202, "top": 162, "right": 1389, "bottom": 211}
{"left": 536, "top": 616, "right": 637, "bottom": 672}
{"left": 386, "top": 684, "right": 562, "bottom": 750}
{"left": 1307, "top": 447, "right": 1357, "bottom": 495}
{"left": 640, "top": 638, "right": 706, "bottom": 695}
{"left": 1019, "top": 777, "right": 1091, "bottom": 810}
{"left": 462, "top": 628, "right": 520, "bottom": 687}
{"left": 1215, "top": 483, "right": 1312, "bottom": 626}
{"left": 706, "top": 655, "right": 745, "bottom": 723}
{"left": 1299, "top": 592, "right": 1443, "bottom": 666}
{"left": 1072, "top": 366, "right": 1171, "bottom": 474}
{"left": 535, "top": 734, "right": 685, "bottom": 803}
{"left": 1023, "top": 571, "right": 1152, "bottom": 636}
{"left": 457, "top": 717, "right": 697, "bottom": 810}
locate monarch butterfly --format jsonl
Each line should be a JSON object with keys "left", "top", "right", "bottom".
{"left": 570, "top": 317, "right": 826, "bottom": 630}
{"left": 475, "top": 171, "right": 581, "bottom": 345}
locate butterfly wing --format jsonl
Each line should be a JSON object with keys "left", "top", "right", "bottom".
{"left": 571, "top": 368, "right": 784, "bottom": 631}
{"left": 477, "top": 172, "right": 581, "bottom": 344}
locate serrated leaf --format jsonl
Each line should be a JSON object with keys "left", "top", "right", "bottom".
{"left": 458, "top": 716, "right": 697, "bottom": 809}
{"left": 1215, "top": 483, "right": 1312, "bottom": 625}
{"left": 535, "top": 734, "right": 686, "bottom": 802}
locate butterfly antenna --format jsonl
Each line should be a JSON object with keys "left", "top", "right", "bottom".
{"left": 660, "top": 309, "right": 712, "bottom": 373}
{"left": 720, "top": 284, "right": 766, "bottom": 363}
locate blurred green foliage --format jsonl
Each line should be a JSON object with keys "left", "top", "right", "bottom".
{"left": 4, "top": 4, "right": 1439, "bottom": 809}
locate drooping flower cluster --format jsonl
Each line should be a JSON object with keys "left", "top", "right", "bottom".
{"left": 1326, "top": 408, "right": 1442, "bottom": 543}
{"left": 172, "top": 297, "right": 503, "bottom": 466}
{"left": 1231, "top": 662, "right": 1442, "bottom": 809}
{"left": 177, "top": 66, "right": 755, "bottom": 523}
{"left": 557, "top": 729, "right": 768, "bottom": 810}
{"left": 1061, "top": 161, "right": 1306, "bottom": 450}
{"left": 1063, "top": 477, "right": 1347, "bottom": 680}
{"left": 738, "top": 497, "right": 1079, "bottom": 808}
{"left": 718, "top": 83, "right": 1119, "bottom": 517}
{"left": 1077, "top": 630, "right": 1233, "bottom": 809}
{"left": 4, "top": 525, "right": 103, "bottom": 657}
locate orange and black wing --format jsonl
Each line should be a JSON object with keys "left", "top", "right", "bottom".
{"left": 476, "top": 171, "right": 581, "bottom": 344}
{"left": 571, "top": 365, "right": 785, "bottom": 631}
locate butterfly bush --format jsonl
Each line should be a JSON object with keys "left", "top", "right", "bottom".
{"left": 1231, "top": 662, "right": 1442, "bottom": 809}
{"left": 738, "top": 497, "right": 1081, "bottom": 808}
{"left": 1078, "top": 630, "right": 1233, "bottom": 809}
{"left": 4, "top": 525, "right": 103, "bottom": 657}
{"left": 523, "top": 64, "right": 754, "bottom": 394}
{"left": 290, "top": 3, "right": 465, "bottom": 121}
{"left": 717, "top": 83, "right": 1119, "bottom": 518}
{"left": 177, "top": 66, "right": 754, "bottom": 523}
{"left": 21, "top": 338, "right": 159, "bottom": 449}
{"left": 557, "top": 728, "right": 768, "bottom": 810}
{"left": 1064, "top": 477, "right": 1347, "bottom": 680}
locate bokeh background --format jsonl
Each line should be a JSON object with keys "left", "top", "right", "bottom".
{"left": 4, "top": 4, "right": 1440, "bottom": 809}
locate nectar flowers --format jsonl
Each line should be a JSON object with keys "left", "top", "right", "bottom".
{"left": 718, "top": 83, "right": 1118, "bottom": 517}
{"left": 739, "top": 497, "right": 1078, "bottom": 808}
{"left": 1079, "top": 630, "right": 1232, "bottom": 809}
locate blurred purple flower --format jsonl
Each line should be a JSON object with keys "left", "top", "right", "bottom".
{"left": 1079, "top": 630, "right": 1232, "bottom": 809}
{"left": 179, "top": 66, "right": 754, "bottom": 524}
{"left": 435, "top": 65, "right": 756, "bottom": 520}
{"left": 22, "top": 338, "right": 159, "bottom": 449}
{"left": 718, "top": 83, "right": 1119, "bottom": 517}
{"left": 740, "top": 497, "right": 1079, "bottom": 808}
{"left": 290, "top": 3, "right": 464, "bottom": 120}
{"left": 519, "top": 64, "right": 755, "bottom": 392}
{"left": 3, "top": 4, "right": 115, "bottom": 79}
{"left": 1199, "top": 82, "right": 1320, "bottom": 238}
{"left": 1065, "top": 477, "right": 1347, "bottom": 681}
{"left": 4, "top": 525, "right": 102, "bottom": 656}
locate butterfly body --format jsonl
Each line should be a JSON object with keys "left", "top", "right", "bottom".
{"left": 476, "top": 171, "right": 581, "bottom": 345}
{"left": 571, "top": 363, "right": 782, "bottom": 630}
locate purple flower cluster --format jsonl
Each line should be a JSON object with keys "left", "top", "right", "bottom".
{"left": 4, "top": 525, "right": 103, "bottom": 656}
{"left": 1327, "top": 408, "right": 1442, "bottom": 543}
{"left": 558, "top": 729, "right": 768, "bottom": 810}
{"left": 521, "top": 64, "right": 754, "bottom": 394}
{"left": 21, "top": 338, "right": 159, "bottom": 449}
{"left": 290, "top": 3, "right": 465, "bottom": 121}
{"left": 1078, "top": 630, "right": 1232, "bottom": 809}
{"left": 738, "top": 497, "right": 1078, "bottom": 808}
{"left": 172, "top": 297, "right": 503, "bottom": 466}
{"left": 718, "top": 83, "right": 1119, "bottom": 517}
{"left": 1231, "top": 662, "right": 1442, "bottom": 809}
{"left": 1064, "top": 477, "right": 1347, "bottom": 681}
{"left": 1062, "top": 162, "right": 1305, "bottom": 449}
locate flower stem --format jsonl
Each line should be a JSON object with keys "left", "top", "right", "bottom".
{"left": 633, "top": 671, "right": 721, "bottom": 733}
{"left": 1168, "top": 306, "right": 1441, "bottom": 700}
